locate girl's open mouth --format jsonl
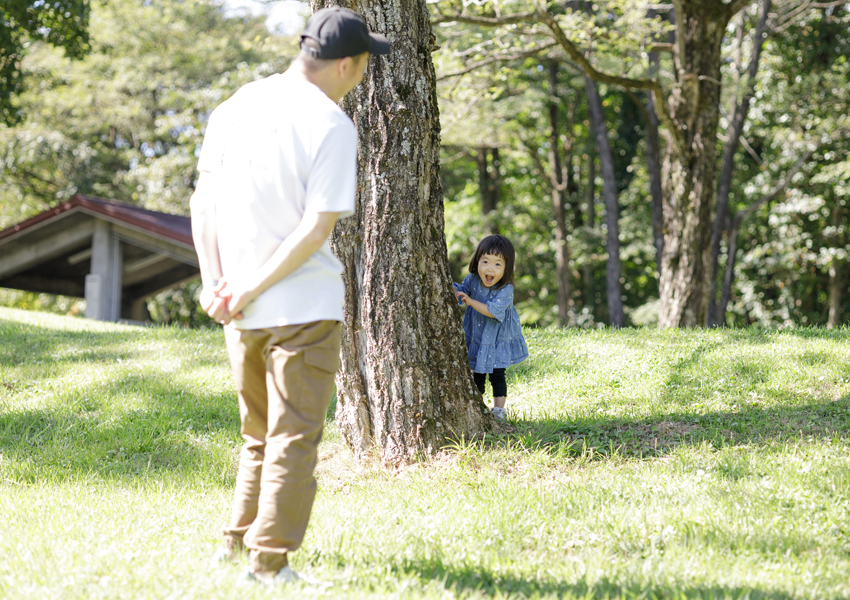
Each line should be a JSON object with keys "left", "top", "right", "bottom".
{"left": 485, "top": 275, "right": 494, "bottom": 284}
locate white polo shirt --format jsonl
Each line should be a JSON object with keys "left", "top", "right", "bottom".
{"left": 197, "top": 73, "right": 357, "bottom": 330}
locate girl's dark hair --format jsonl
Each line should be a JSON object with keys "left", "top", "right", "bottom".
{"left": 468, "top": 234, "right": 515, "bottom": 289}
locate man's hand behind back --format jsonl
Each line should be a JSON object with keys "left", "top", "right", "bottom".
{"left": 200, "top": 281, "right": 236, "bottom": 325}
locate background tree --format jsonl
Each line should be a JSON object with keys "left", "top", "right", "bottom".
{"left": 1, "top": 0, "right": 90, "bottom": 125}
{"left": 717, "top": 4, "right": 850, "bottom": 326}
{"left": 0, "top": 0, "right": 291, "bottom": 325}
{"left": 3, "top": 0, "right": 849, "bottom": 331}
{"left": 433, "top": 0, "right": 850, "bottom": 327}
{"left": 433, "top": 9, "right": 656, "bottom": 328}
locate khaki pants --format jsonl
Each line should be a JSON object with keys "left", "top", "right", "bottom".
{"left": 222, "top": 320, "right": 341, "bottom": 573}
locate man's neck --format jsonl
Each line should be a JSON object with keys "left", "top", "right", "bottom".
{"left": 286, "top": 60, "right": 342, "bottom": 103}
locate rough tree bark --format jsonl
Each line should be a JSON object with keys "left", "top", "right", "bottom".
{"left": 584, "top": 75, "right": 624, "bottom": 327}
{"left": 313, "top": 0, "right": 493, "bottom": 463}
{"left": 655, "top": 1, "right": 737, "bottom": 327}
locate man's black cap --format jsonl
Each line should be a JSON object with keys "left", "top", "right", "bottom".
{"left": 301, "top": 7, "right": 391, "bottom": 59}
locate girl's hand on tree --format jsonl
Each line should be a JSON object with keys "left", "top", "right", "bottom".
{"left": 456, "top": 291, "right": 472, "bottom": 306}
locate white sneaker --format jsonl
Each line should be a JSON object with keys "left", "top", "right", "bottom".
{"left": 491, "top": 406, "right": 507, "bottom": 421}
{"left": 210, "top": 543, "right": 242, "bottom": 567}
{"left": 210, "top": 547, "right": 233, "bottom": 567}
{"left": 270, "top": 566, "right": 301, "bottom": 584}
{"left": 241, "top": 565, "right": 328, "bottom": 587}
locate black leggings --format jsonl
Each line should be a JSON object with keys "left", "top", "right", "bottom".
{"left": 473, "top": 368, "right": 507, "bottom": 397}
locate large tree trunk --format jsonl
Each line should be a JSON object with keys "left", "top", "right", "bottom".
{"left": 657, "top": 1, "right": 730, "bottom": 327}
{"left": 585, "top": 75, "right": 624, "bottom": 327}
{"left": 313, "top": 0, "right": 492, "bottom": 463}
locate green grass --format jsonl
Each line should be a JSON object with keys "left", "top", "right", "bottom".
{"left": 1, "top": 307, "right": 849, "bottom": 599}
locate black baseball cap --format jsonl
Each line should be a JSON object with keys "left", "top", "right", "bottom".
{"left": 301, "top": 7, "right": 391, "bottom": 59}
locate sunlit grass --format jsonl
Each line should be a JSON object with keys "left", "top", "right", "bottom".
{"left": 1, "top": 307, "right": 849, "bottom": 599}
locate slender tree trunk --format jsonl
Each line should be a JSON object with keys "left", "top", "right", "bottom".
{"left": 717, "top": 150, "right": 814, "bottom": 325}
{"left": 583, "top": 145, "right": 596, "bottom": 312}
{"left": 313, "top": 0, "right": 492, "bottom": 463}
{"left": 569, "top": 164, "right": 583, "bottom": 230}
{"left": 718, "top": 214, "right": 741, "bottom": 324}
{"left": 657, "top": 1, "right": 730, "bottom": 328}
{"left": 565, "top": 98, "right": 582, "bottom": 231}
{"left": 547, "top": 61, "right": 572, "bottom": 327}
{"left": 707, "top": 0, "right": 771, "bottom": 326}
{"left": 477, "top": 148, "right": 490, "bottom": 212}
{"left": 477, "top": 147, "right": 500, "bottom": 217}
{"left": 828, "top": 199, "right": 844, "bottom": 328}
{"left": 585, "top": 147, "right": 596, "bottom": 229}
{"left": 645, "top": 55, "right": 665, "bottom": 287}
{"left": 584, "top": 75, "right": 624, "bottom": 327}
{"left": 828, "top": 260, "right": 843, "bottom": 329}
{"left": 489, "top": 148, "right": 500, "bottom": 213}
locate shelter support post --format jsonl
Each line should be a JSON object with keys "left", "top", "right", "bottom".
{"left": 85, "top": 221, "right": 123, "bottom": 321}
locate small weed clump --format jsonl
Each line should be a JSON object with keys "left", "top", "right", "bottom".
{"left": 1, "top": 307, "right": 849, "bottom": 599}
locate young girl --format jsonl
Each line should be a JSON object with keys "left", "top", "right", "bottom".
{"left": 453, "top": 235, "right": 528, "bottom": 421}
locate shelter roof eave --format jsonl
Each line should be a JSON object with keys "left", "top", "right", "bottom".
{"left": 0, "top": 194, "right": 194, "bottom": 249}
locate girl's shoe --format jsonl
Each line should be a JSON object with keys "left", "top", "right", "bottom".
{"left": 491, "top": 406, "right": 506, "bottom": 421}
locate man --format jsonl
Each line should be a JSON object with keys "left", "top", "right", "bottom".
{"left": 190, "top": 7, "right": 390, "bottom": 584}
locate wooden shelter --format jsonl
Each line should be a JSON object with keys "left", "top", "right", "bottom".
{"left": 0, "top": 195, "right": 199, "bottom": 322}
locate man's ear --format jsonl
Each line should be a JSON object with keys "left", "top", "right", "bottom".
{"left": 337, "top": 56, "right": 353, "bottom": 78}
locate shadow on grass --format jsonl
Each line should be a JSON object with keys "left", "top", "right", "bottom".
{"left": 0, "top": 317, "right": 226, "bottom": 375}
{"left": 393, "top": 557, "right": 797, "bottom": 599}
{"left": 480, "top": 329, "right": 850, "bottom": 458}
{"left": 0, "top": 370, "right": 240, "bottom": 484}
{"left": 496, "top": 395, "right": 850, "bottom": 460}
{"left": 489, "top": 332, "right": 850, "bottom": 459}
{"left": 0, "top": 316, "right": 144, "bottom": 359}
{"left": 0, "top": 326, "right": 144, "bottom": 391}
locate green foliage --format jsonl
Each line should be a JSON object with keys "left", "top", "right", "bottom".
{"left": 435, "top": 1, "right": 850, "bottom": 328}
{"left": 0, "top": 0, "right": 296, "bottom": 227}
{"left": 3, "top": 1, "right": 850, "bottom": 330}
{"left": 437, "top": 31, "right": 657, "bottom": 326}
{"left": 3, "top": 309, "right": 850, "bottom": 597}
{"left": 146, "top": 279, "right": 217, "bottom": 329}
{"left": 0, "top": 0, "right": 298, "bottom": 325}
{"left": 722, "top": 6, "right": 850, "bottom": 326}
{"left": 0, "top": 0, "right": 90, "bottom": 125}
{"left": 0, "top": 288, "right": 84, "bottom": 316}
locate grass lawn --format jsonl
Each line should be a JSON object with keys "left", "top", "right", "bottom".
{"left": 1, "top": 306, "right": 849, "bottom": 599}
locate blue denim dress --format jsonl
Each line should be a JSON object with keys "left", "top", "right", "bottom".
{"left": 453, "top": 274, "right": 529, "bottom": 374}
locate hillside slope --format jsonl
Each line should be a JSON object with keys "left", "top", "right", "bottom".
{"left": 1, "top": 308, "right": 849, "bottom": 599}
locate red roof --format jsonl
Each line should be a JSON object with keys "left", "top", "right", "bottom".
{"left": 0, "top": 194, "right": 193, "bottom": 246}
